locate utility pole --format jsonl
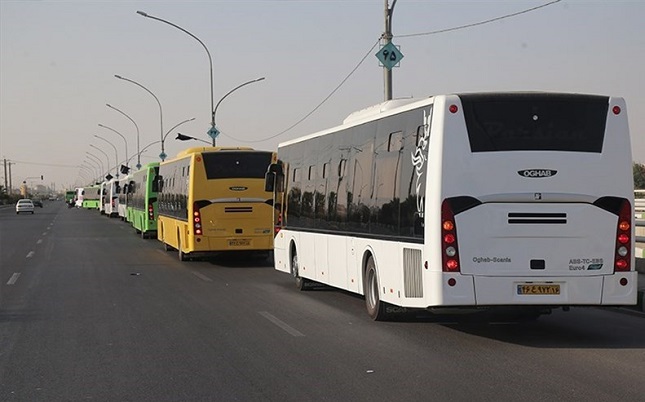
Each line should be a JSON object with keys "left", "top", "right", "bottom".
{"left": 8, "top": 161, "right": 13, "bottom": 195}
{"left": 383, "top": 0, "right": 397, "bottom": 101}
{"left": 3, "top": 159, "right": 7, "bottom": 193}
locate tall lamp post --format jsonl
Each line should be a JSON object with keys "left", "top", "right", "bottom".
{"left": 94, "top": 135, "right": 119, "bottom": 178}
{"left": 213, "top": 77, "right": 265, "bottom": 144}
{"left": 89, "top": 144, "right": 112, "bottom": 179}
{"left": 114, "top": 74, "right": 165, "bottom": 161}
{"left": 86, "top": 152, "right": 104, "bottom": 178}
{"left": 98, "top": 124, "right": 128, "bottom": 172}
{"left": 136, "top": 11, "right": 217, "bottom": 145}
{"left": 106, "top": 104, "right": 141, "bottom": 169}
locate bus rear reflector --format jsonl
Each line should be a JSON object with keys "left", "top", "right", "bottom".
{"left": 441, "top": 200, "right": 461, "bottom": 272}
{"left": 613, "top": 199, "right": 631, "bottom": 272}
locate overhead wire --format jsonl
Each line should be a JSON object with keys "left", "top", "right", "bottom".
{"left": 221, "top": 0, "right": 562, "bottom": 144}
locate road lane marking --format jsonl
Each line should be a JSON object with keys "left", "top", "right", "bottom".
{"left": 42, "top": 232, "right": 48, "bottom": 236}
{"left": 37, "top": 239, "right": 43, "bottom": 244}
{"left": 191, "top": 271, "right": 213, "bottom": 282}
{"left": 26, "top": 251, "right": 35, "bottom": 258}
{"left": 258, "top": 312, "right": 305, "bottom": 337}
{"left": 7, "top": 273, "right": 21, "bottom": 285}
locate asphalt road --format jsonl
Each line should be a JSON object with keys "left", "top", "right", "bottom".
{"left": 1, "top": 201, "right": 645, "bottom": 401}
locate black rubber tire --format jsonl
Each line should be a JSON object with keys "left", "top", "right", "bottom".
{"left": 364, "top": 256, "right": 390, "bottom": 321}
{"left": 291, "top": 250, "right": 310, "bottom": 291}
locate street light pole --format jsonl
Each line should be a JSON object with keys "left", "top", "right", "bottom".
{"left": 86, "top": 152, "right": 104, "bottom": 178}
{"left": 213, "top": 77, "right": 265, "bottom": 145}
{"left": 94, "top": 136, "right": 119, "bottom": 178}
{"left": 106, "top": 103, "right": 141, "bottom": 169}
{"left": 136, "top": 11, "right": 215, "bottom": 144}
{"left": 114, "top": 74, "right": 165, "bottom": 161}
{"left": 89, "top": 144, "right": 112, "bottom": 179}
{"left": 98, "top": 124, "right": 128, "bottom": 171}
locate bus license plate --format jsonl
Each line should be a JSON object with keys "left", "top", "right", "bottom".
{"left": 228, "top": 239, "right": 251, "bottom": 247}
{"left": 517, "top": 284, "right": 560, "bottom": 295}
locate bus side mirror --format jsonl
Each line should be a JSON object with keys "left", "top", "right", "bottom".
{"left": 265, "top": 163, "right": 284, "bottom": 192}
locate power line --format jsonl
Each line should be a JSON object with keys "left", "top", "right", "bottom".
{"left": 398, "top": 0, "right": 561, "bottom": 38}
{"left": 235, "top": 1, "right": 560, "bottom": 145}
{"left": 223, "top": 37, "right": 382, "bottom": 144}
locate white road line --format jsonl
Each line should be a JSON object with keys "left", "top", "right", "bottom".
{"left": 7, "top": 273, "right": 21, "bottom": 285}
{"left": 37, "top": 239, "right": 43, "bottom": 244}
{"left": 191, "top": 271, "right": 213, "bottom": 282}
{"left": 26, "top": 251, "right": 35, "bottom": 258}
{"left": 42, "top": 232, "right": 47, "bottom": 236}
{"left": 258, "top": 312, "right": 305, "bottom": 337}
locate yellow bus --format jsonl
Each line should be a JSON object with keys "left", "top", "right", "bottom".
{"left": 156, "top": 146, "right": 278, "bottom": 261}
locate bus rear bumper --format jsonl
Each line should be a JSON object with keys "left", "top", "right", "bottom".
{"left": 439, "top": 272, "right": 637, "bottom": 306}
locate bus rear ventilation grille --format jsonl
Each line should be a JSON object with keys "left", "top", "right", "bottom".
{"left": 508, "top": 212, "right": 567, "bottom": 224}
{"left": 225, "top": 207, "right": 253, "bottom": 213}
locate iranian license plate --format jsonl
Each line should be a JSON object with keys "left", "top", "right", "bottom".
{"left": 228, "top": 239, "right": 251, "bottom": 247}
{"left": 517, "top": 284, "right": 560, "bottom": 295}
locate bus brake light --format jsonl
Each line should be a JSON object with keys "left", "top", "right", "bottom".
{"left": 193, "top": 203, "right": 203, "bottom": 236}
{"left": 613, "top": 200, "right": 631, "bottom": 272}
{"left": 147, "top": 202, "right": 154, "bottom": 221}
{"left": 441, "top": 200, "right": 461, "bottom": 273}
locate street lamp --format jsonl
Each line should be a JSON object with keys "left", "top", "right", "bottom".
{"left": 106, "top": 103, "right": 141, "bottom": 169}
{"left": 94, "top": 135, "right": 119, "bottom": 178}
{"left": 98, "top": 123, "right": 128, "bottom": 172}
{"left": 176, "top": 133, "right": 210, "bottom": 144}
{"left": 89, "top": 144, "right": 112, "bottom": 180}
{"left": 136, "top": 10, "right": 215, "bottom": 144}
{"left": 86, "top": 152, "right": 104, "bottom": 178}
{"left": 114, "top": 74, "right": 165, "bottom": 161}
{"left": 213, "top": 77, "right": 265, "bottom": 145}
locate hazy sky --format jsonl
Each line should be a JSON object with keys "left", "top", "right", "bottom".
{"left": 1, "top": 0, "right": 644, "bottom": 190}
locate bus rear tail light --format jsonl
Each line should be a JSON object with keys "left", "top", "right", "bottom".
{"left": 193, "top": 202, "right": 203, "bottom": 236}
{"left": 147, "top": 201, "right": 154, "bottom": 221}
{"left": 441, "top": 200, "right": 461, "bottom": 272}
{"left": 614, "top": 199, "right": 631, "bottom": 272}
{"left": 274, "top": 212, "right": 283, "bottom": 236}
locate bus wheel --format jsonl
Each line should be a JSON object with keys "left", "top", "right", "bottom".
{"left": 291, "top": 250, "right": 309, "bottom": 291}
{"left": 365, "top": 256, "right": 389, "bottom": 321}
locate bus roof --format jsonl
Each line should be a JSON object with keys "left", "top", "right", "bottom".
{"left": 174, "top": 146, "right": 255, "bottom": 159}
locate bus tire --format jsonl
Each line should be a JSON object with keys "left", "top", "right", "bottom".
{"left": 291, "top": 248, "right": 309, "bottom": 291}
{"left": 365, "top": 255, "right": 390, "bottom": 321}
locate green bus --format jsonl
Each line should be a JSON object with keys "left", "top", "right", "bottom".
{"left": 81, "top": 185, "right": 101, "bottom": 209}
{"left": 127, "top": 162, "right": 160, "bottom": 239}
{"left": 65, "top": 190, "right": 75, "bottom": 204}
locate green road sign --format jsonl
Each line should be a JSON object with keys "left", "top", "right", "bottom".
{"left": 376, "top": 42, "right": 403, "bottom": 70}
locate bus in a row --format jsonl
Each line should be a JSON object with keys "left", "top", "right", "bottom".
{"left": 266, "top": 92, "right": 637, "bottom": 320}
{"left": 156, "top": 147, "right": 278, "bottom": 261}
{"left": 128, "top": 162, "right": 159, "bottom": 238}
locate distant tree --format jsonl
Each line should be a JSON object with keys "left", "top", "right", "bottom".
{"left": 634, "top": 162, "right": 645, "bottom": 190}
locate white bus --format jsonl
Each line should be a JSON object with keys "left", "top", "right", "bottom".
{"left": 267, "top": 92, "right": 636, "bottom": 320}
{"left": 74, "top": 187, "right": 84, "bottom": 208}
{"left": 103, "top": 178, "right": 119, "bottom": 218}
{"left": 117, "top": 175, "right": 131, "bottom": 221}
